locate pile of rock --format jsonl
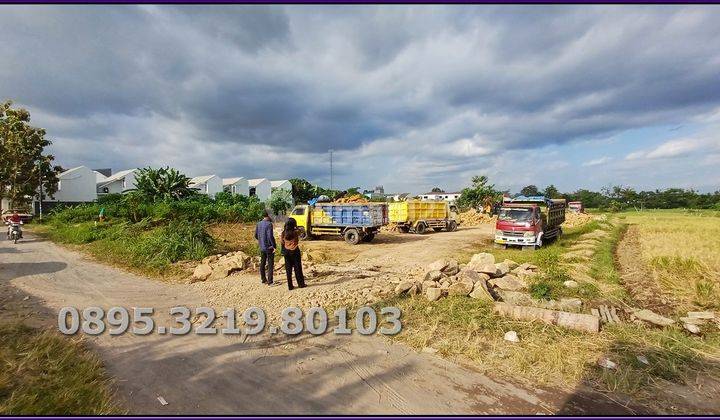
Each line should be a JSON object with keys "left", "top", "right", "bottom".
{"left": 190, "top": 251, "right": 253, "bottom": 283}
{"left": 396, "top": 253, "right": 541, "bottom": 303}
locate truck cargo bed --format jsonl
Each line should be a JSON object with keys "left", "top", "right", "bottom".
{"left": 312, "top": 203, "right": 388, "bottom": 227}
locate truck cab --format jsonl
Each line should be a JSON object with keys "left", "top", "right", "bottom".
{"left": 290, "top": 205, "right": 310, "bottom": 239}
{"left": 494, "top": 196, "right": 565, "bottom": 250}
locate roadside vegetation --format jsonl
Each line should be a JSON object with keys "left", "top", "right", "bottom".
{"left": 0, "top": 323, "right": 121, "bottom": 414}
{"left": 376, "top": 210, "right": 720, "bottom": 407}
{"left": 33, "top": 167, "right": 274, "bottom": 276}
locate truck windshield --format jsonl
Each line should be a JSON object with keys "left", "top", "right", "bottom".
{"left": 499, "top": 208, "right": 533, "bottom": 222}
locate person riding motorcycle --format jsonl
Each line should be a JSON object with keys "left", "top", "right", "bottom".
{"left": 6, "top": 211, "right": 23, "bottom": 239}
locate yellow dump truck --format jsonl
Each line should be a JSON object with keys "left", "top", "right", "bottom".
{"left": 290, "top": 202, "right": 388, "bottom": 244}
{"left": 388, "top": 200, "right": 458, "bottom": 234}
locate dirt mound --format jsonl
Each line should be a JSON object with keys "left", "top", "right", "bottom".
{"left": 457, "top": 209, "right": 496, "bottom": 226}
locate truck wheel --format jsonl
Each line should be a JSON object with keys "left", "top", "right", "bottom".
{"left": 415, "top": 222, "right": 428, "bottom": 234}
{"left": 298, "top": 227, "right": 308, "bottom": 240}
{"left": 361, "top": 233, "right": 375, "bottom": 242}
{"left": 344, "top": 228, "right": 361, "bottom": 245}
{"left": 447, "top": 220, "right": 458, "bottom": 231}
{"left": 399, "top": 225, "right": 410, "bottom": 233}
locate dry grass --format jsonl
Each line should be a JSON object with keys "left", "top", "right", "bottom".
{"left": 622, "top": 210, "right": 720, "bottom": 310}
{"left": 375, "top": 213, "right": 720, "bottom": 400}
{"left": 0, "top": 323, "right": 122, "bottom": 414}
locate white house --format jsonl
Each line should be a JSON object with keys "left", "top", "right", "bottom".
{"left": 47, "top": 166, "right": 98, "bottom": 203}
{"left": 223, "top": 177, "right": 249, "bottom": 196}
{"left": 270, "top": 179, "right": 292, "bottom": 192}
{"left": 189, "top": 175, "right": 223, "bottom": 198}
{"left": 248, "top": 178, "right": 272, "bottom": 201}
{"left": 97, "top": 169, "right": 138, "bottom": 195}
{"left": 419, "top": 191, "right": 462, "bottom": 202}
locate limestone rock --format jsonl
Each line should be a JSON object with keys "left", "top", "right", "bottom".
{"left": 495, "top": 262, "right": 511, "bottom": 276}
{"left": 448, "top": 281, "right": 473, "bottom": 296}
{"left": 469, "top": 281, "right": 494, "bottom": 301}
{"left": 683, "top": 323, "right": 701, "bottom": 334}
{"left": 479, "top": 264, "right": 500, "bottom": 277}
{"left": 563, "top": 280, "right": 579, "bottom": 288}
{"left": 502, "top": 259, "right": 519, "bottom": 270}
{"left": 490, "top": 274, "right": 527, "bottom": 291}
{"left": 424, "top": 270, "right": 445, "bottom": 282}
{"left": 458, "top": 269, "right": 484, "bottom": 285}
{"left": 633, "top": 309, "right": 675, "bottom": 327}
{"left": 504, "top": 330, "right": 519, "bottom": 343}
{"left": 427, "top": 258, "right": 451, "bottom": 273}
{"left": 421, "top": 280, "right": 438, "bottom": 291}
{"left": 441, "top": 259, "right": 460, "bottom": 276}
{"left": 202, "top": 255, "right": 219, "bottom": 265}
{"left": 466, "top": 253, "right": 495, "bottom": 271}
{"left": 395, "top": 281, "right": 414, "bottom": 295}
{"left": 425, "top": 287, "right": 443, "bottom": 302}
{"left": 191, "top": 264, "right": 213, "bottom": 282}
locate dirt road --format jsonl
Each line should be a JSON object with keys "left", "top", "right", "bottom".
{"left": 1, "top": 233, "right": 634, "bottom": 414}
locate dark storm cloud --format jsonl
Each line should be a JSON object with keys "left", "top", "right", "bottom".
{"left": 0, "top": 5, "right": 719, "bottom": 190}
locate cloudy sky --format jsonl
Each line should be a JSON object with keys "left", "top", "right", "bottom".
{"left": 2, "top": 5, "right": 719, "bottom": 194}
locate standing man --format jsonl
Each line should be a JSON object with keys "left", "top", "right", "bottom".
{"left": 254, "top": 210, "right": 276, "bottom": 285}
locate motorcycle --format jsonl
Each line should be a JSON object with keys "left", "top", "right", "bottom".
{"left": 6, "top": 221, "right": 22, "bottom": 244}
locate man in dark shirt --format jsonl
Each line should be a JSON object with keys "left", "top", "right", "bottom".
{"left": 254, "top": 210, "right": 276, "bottom": 285}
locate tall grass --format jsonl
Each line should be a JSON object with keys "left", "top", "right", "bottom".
{"left": 0, "top": 323, "right": 122, "bottom": 414}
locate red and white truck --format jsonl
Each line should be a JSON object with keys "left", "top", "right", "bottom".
{"left": 494, "top": 196, "right": 566, "bottom": 250}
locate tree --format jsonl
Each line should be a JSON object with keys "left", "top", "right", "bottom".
{"left": 0, "top": 101, "right": 62, "bottom": 208}
{"left": 289, "top": 178, "right": 316, "bottom": 204}
{"left": 133, "top": 167, "right": 195, "bottom": 201}
{"left": 543, "top": 184, "right": 560, "bottom": 198}
{"left": 431, "top": 187, "right": 444, "bottom": 193}
{"left": 346, "top": 187, "right": 361, "bottom": 196}
{"left": 520, "top": 185, "right": 539, "bottom": 196}
{"left": 457, "top": 175, "right": 499, "bottom": 210}
{"left": 268, "top": 188, "right": 293, "bottom": 215}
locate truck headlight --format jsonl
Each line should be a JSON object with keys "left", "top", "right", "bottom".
{"left": 495, "top": 229, "right": 503, "bottom": 236}
{"left": 523, "top": 231, "right": 534, "bottom": 237}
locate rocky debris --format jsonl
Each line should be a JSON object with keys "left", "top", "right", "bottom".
{"left": 421, "top": 280, "right": 438, "bottom": 291}
{"left": 469, "top": 281, "right": 494, "bottom": 301}
{"left": 441, "top": 259, "right": 460, "bottom": 276}
{"left": 489, "top": 274, "right": 526, "bottom": 291}
{"left": 424, "top": 270, "right": 445, "bottom": 282}
{"left": 493, "top": 302, "right": 600, "bottom": 333}
{"left": 496, "top": 290, "right": 582, "bottom": 311}
{"left": 502, "top": 259, "right": 519, "bottom": 270}
{"left": 504, "top": 330, "right": 520, "bottom": 343}
{"left": 191, "top": 251, "right": 251, "bottom": 283}
{"left": 597, "top": 357, "right": 618, "bottom": 370}
{"left": 680, "top": 316, "right": 705, "bottom": 325}
{"left": 457, "top": 269, "right": 487, "bottom": 285}
{"left": 632, "top": 309, "right": 675, "bottom": 327}
{"left": 636, "top": 355, "right": 650, "bottom": 365}
{"left": 683, "top": 323, "right": 701, "bottom": 334}
{"left": 191, "top": 264, "right": 213, "bottom": 282}
{"left": 478, "top": 264, "right": 500, "bottom": 277}
{"left": 427, "top": 258, "right": 452, "bottom": 273}
{"left": 687, "top": 311, "right": 715, "bottom": 320}
{"left": 563, "top": 280, "right": 579, "bottom": 288}
{"left": 495, "top": 262, "right": 511, "bottom": 276}
{"left": 593, "top": 305, "right": 622, "bottom": 324}
{"left": 425, "top": 287, "right": 443, "bottom": 302}
{"left": 395, "top": 281, "right": 414, "bottom": 295}
{"left": 466, "top": 252, "right": 495, "bottom": 271}
{"left": 448, "top": 281, "right": 474, "bottom": 297}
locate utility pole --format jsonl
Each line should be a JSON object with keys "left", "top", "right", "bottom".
{"left": 37, "top": 161, "right": 43, "bottom": 221}
{"left": 329, "top": 149, "right": 334, "bottom": 192}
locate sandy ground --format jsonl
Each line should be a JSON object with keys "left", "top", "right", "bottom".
{"left": 0, "top": 230, "right": 639, "bottom": 414}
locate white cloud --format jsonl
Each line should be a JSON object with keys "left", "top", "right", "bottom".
{"left": 582, "top": 156, "right": 611, "bottom": 166}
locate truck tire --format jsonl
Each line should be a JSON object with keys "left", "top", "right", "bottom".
{"left": 298, "top": 227, "right": 308, "bottom": 240}
{"left": 399, "top": 225, "right": 410, "bottom": 233}
{"left": 415, "top": 222, "right": 428, "bottom": 234}
{"left": 361, "top": 233, "right": 375, "bottom": 242}
{"left": 344, "top": 228, "right": 361, "bottom": 245}
{"left": 447, "top": 220, "right": 458, "bottom": 232}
